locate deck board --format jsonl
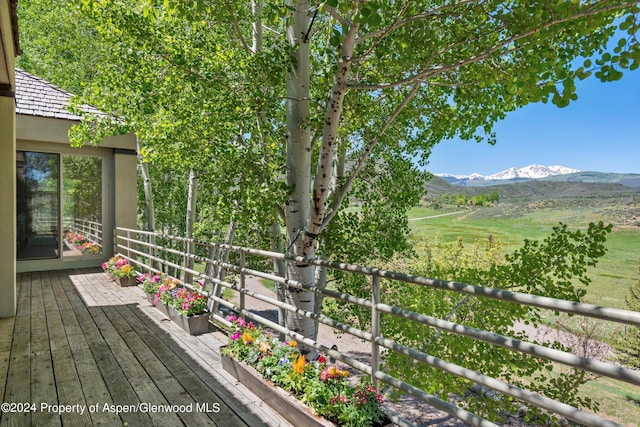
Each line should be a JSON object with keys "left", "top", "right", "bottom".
{"left": 0, "top": 268, "right": 292, "bottom": 427}
{"left": 30, "top": 272, "right": 61, "bottom": 427}
{"left": 2, "top": 271, "right": 31, "bottom": 427}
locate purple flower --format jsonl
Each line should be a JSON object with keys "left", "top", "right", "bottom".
{"left": 278, "top": 358, "right": 290, "bottom": 366}
{"left": 231, "top": 332, "right": 242, "bottom": 341}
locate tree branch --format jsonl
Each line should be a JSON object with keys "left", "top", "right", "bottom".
{"left": 320, "top": 83, "right": 421, "bottom": 231}
{"left": 348, "top": 1, "right": 637, "bottom": 90}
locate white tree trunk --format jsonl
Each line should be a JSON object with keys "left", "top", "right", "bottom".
{"left": 184, "top": 168, "right": 198, "bottom": 284}
{"left": 284, "top": 0, "right": 316, "bottom": 340}
{"left": 210, "top": 220, "right": 236, "bottom": 314}
{"left": 251, "top": 0, "right": 262, "bottom": 54}
{"left": 137, "top": 138, "right": 157, "bottom": 269}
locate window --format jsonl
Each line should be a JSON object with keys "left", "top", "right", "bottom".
{"left": 16, "top": 151, "right": 103, "bottom": 260}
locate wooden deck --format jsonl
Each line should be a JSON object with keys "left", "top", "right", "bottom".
{"left": 0, "top": 268, "right": 292, "bottom": 426}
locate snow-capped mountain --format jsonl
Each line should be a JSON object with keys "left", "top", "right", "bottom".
{"left": 437, "top": 164, "right": 581, "bottom": 186}
{"left": 487, "top": 165, "right": 580, "bottom": 180}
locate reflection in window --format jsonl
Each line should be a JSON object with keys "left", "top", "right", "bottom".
{"left": 62, "top": 155, "right": 103, "bottom": 257}
{"left": 16, "top": 151, "right": 60, "bottom": 260}
{"left": 16, "top": 151, "right": 103, "bottom": 260}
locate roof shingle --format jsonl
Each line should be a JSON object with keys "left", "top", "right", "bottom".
{"left": 15, "top": 68, "right": 107, "bottom": 121}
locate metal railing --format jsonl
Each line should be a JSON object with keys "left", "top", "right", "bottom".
{"left": 114, "top": 226, "right": 640, "bottom": 427}
{"left": 69, "top": 218, "right": 103, "bottom": 248}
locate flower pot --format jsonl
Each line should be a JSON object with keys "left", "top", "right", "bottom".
{"left": 221, "top": 351, "right": 336, "bottom": 427}
{"left": 155, "top": 300, "right": 171, "bottom": 319}
{"left": 145, "top": 293, "right": 156, "bottom": 306}
{"left": 169, "top": 306, "right": 210, "bottom": 335}
{"left": 116, "top": 276, "right": 137, "bottom": 287}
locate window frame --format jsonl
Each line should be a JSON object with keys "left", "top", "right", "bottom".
{"left": 16, "top": 140, "right": 113, "bottom": 272}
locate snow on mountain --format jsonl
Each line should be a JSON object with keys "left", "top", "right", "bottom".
{"left": 488, "top": 164, "right": 580, "bottom": 180}
{"left": 436, "top": 164, "right": 581, "bottom": 183}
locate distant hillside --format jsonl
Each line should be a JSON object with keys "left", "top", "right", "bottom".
{"left": 437, "top": 167, "right": 640, "bottom": 188}
{"left": 423, "top": 175, "right": 640, "bottom": 203}
{"left": 541, "top": 171, "right": 640, "bottom": 188}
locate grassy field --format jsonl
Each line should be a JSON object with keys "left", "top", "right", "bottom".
{"left": 407, "top": 203, "right": 640, "bottom": 309}
{"left": 407, "top": 202, "right": 640, "bottom": 426}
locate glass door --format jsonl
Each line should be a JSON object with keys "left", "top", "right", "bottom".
{"left": 62, "top": 155, "right": 103, "bottom": 257}
{"left": 16, "top": 151, "right": 60, "bottom": 260}
{"left": 16, "top": 150, "right": 104, "bottom": 261}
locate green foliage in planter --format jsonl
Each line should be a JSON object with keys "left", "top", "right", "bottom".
{"left": 174, "top": 286, "right": 208, "bottom": 316}
{"left": 152, "top": 277, "right": 208, "bottom": 316}
{"left": 141, "top": 272, "right": 163, "bottom": 295}
{"left": 222, "top": 316, "right": 384, "bottom": 427}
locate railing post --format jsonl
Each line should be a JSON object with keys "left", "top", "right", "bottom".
{"left": 239, "top": 250, "right": 246, "bottom": 320}
{"left": 126, "top": 229, "right": 131, "bottom": 259}
{"left": 371, "top": 274, "right": 381, "bottom": 389}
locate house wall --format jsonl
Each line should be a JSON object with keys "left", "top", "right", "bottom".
{"left": 15, "top": 116, "right": 137, "bottom": 273}
{"left": 0, "top": 94, "right": 17, "bottom": 318}
{"left": 114, "top": 150, "right": 138, "bottom": 257}
{"left": 0, "top": 0, "right": 17, "bottom": 317}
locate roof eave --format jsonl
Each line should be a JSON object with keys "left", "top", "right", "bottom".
{"left": 10, "top": 0, "right": 20, "bottom": 55}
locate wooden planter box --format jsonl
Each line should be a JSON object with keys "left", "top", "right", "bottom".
{"left": 145, "top": 293, "right": 156, "bottom": 306}
{"left": 155, "top": 301, "right": 171, "bottom": 319}
{"left": 221, "top": 352, "right": 336, "bottom": 427}
{"left": 116, "top": 276, "right": 137, "bottom": 287}
{"left": 169, "top": 307, "right": 210, "bottom": 335}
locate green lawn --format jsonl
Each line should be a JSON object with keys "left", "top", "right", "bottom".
{"left": 407, "top": 205, "right": 640, "bottom": 309}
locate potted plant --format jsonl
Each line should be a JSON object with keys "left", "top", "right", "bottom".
{"left": 153, "top": 277, "right": 180, "bottom": 318}
{"left": 141, "top": 272, "right": 163, "bottom": 305}
{"left": 81, "top": 242, "right": 100, "bottom": 254}
{"left": 221, "top": 316, "right": 386, "bottom": 427}
{"left": 110, "top": 258, "right": 137, "bottom": 287}
{"left": 101, "top": 255, "right": 127, "bottom": 280}
{"left": 169, "top": 285, "right": 210, "bottom": 335}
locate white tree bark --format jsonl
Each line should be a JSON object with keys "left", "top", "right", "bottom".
{"left": 184, "top": 168, "right": 198, "bottom": 284}
{"left": 137, "top": 138, "right": 157, "bottom": 269}
{"left": 251, "top": 0, "right": 262, "bottom": 54}
{"left": 284, "top": 0, "right": 316, "bottom": 339}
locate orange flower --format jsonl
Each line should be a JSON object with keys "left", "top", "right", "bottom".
{"left": 288, "top": 340, "right": 298, "bottom": 348}
{"left": 292, "top": 355, "right": 306, "bottom": 375}
{"left": 242, "top": 330, "right": 253, "bottom": 345}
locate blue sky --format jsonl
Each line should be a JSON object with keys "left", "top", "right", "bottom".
{"left": 426, "top": 70, "right": 640, "bottom": 176}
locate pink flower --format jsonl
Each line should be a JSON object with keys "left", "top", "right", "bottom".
{"left": 231, "top": 332, "right": 241, "bottom": 341}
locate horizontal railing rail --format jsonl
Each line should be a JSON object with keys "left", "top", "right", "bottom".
{"left": 66, "top": 217, "right": 103, "bottom": 249}
{"left": 114, "top": 226, "right": 640, "bottom": 427}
